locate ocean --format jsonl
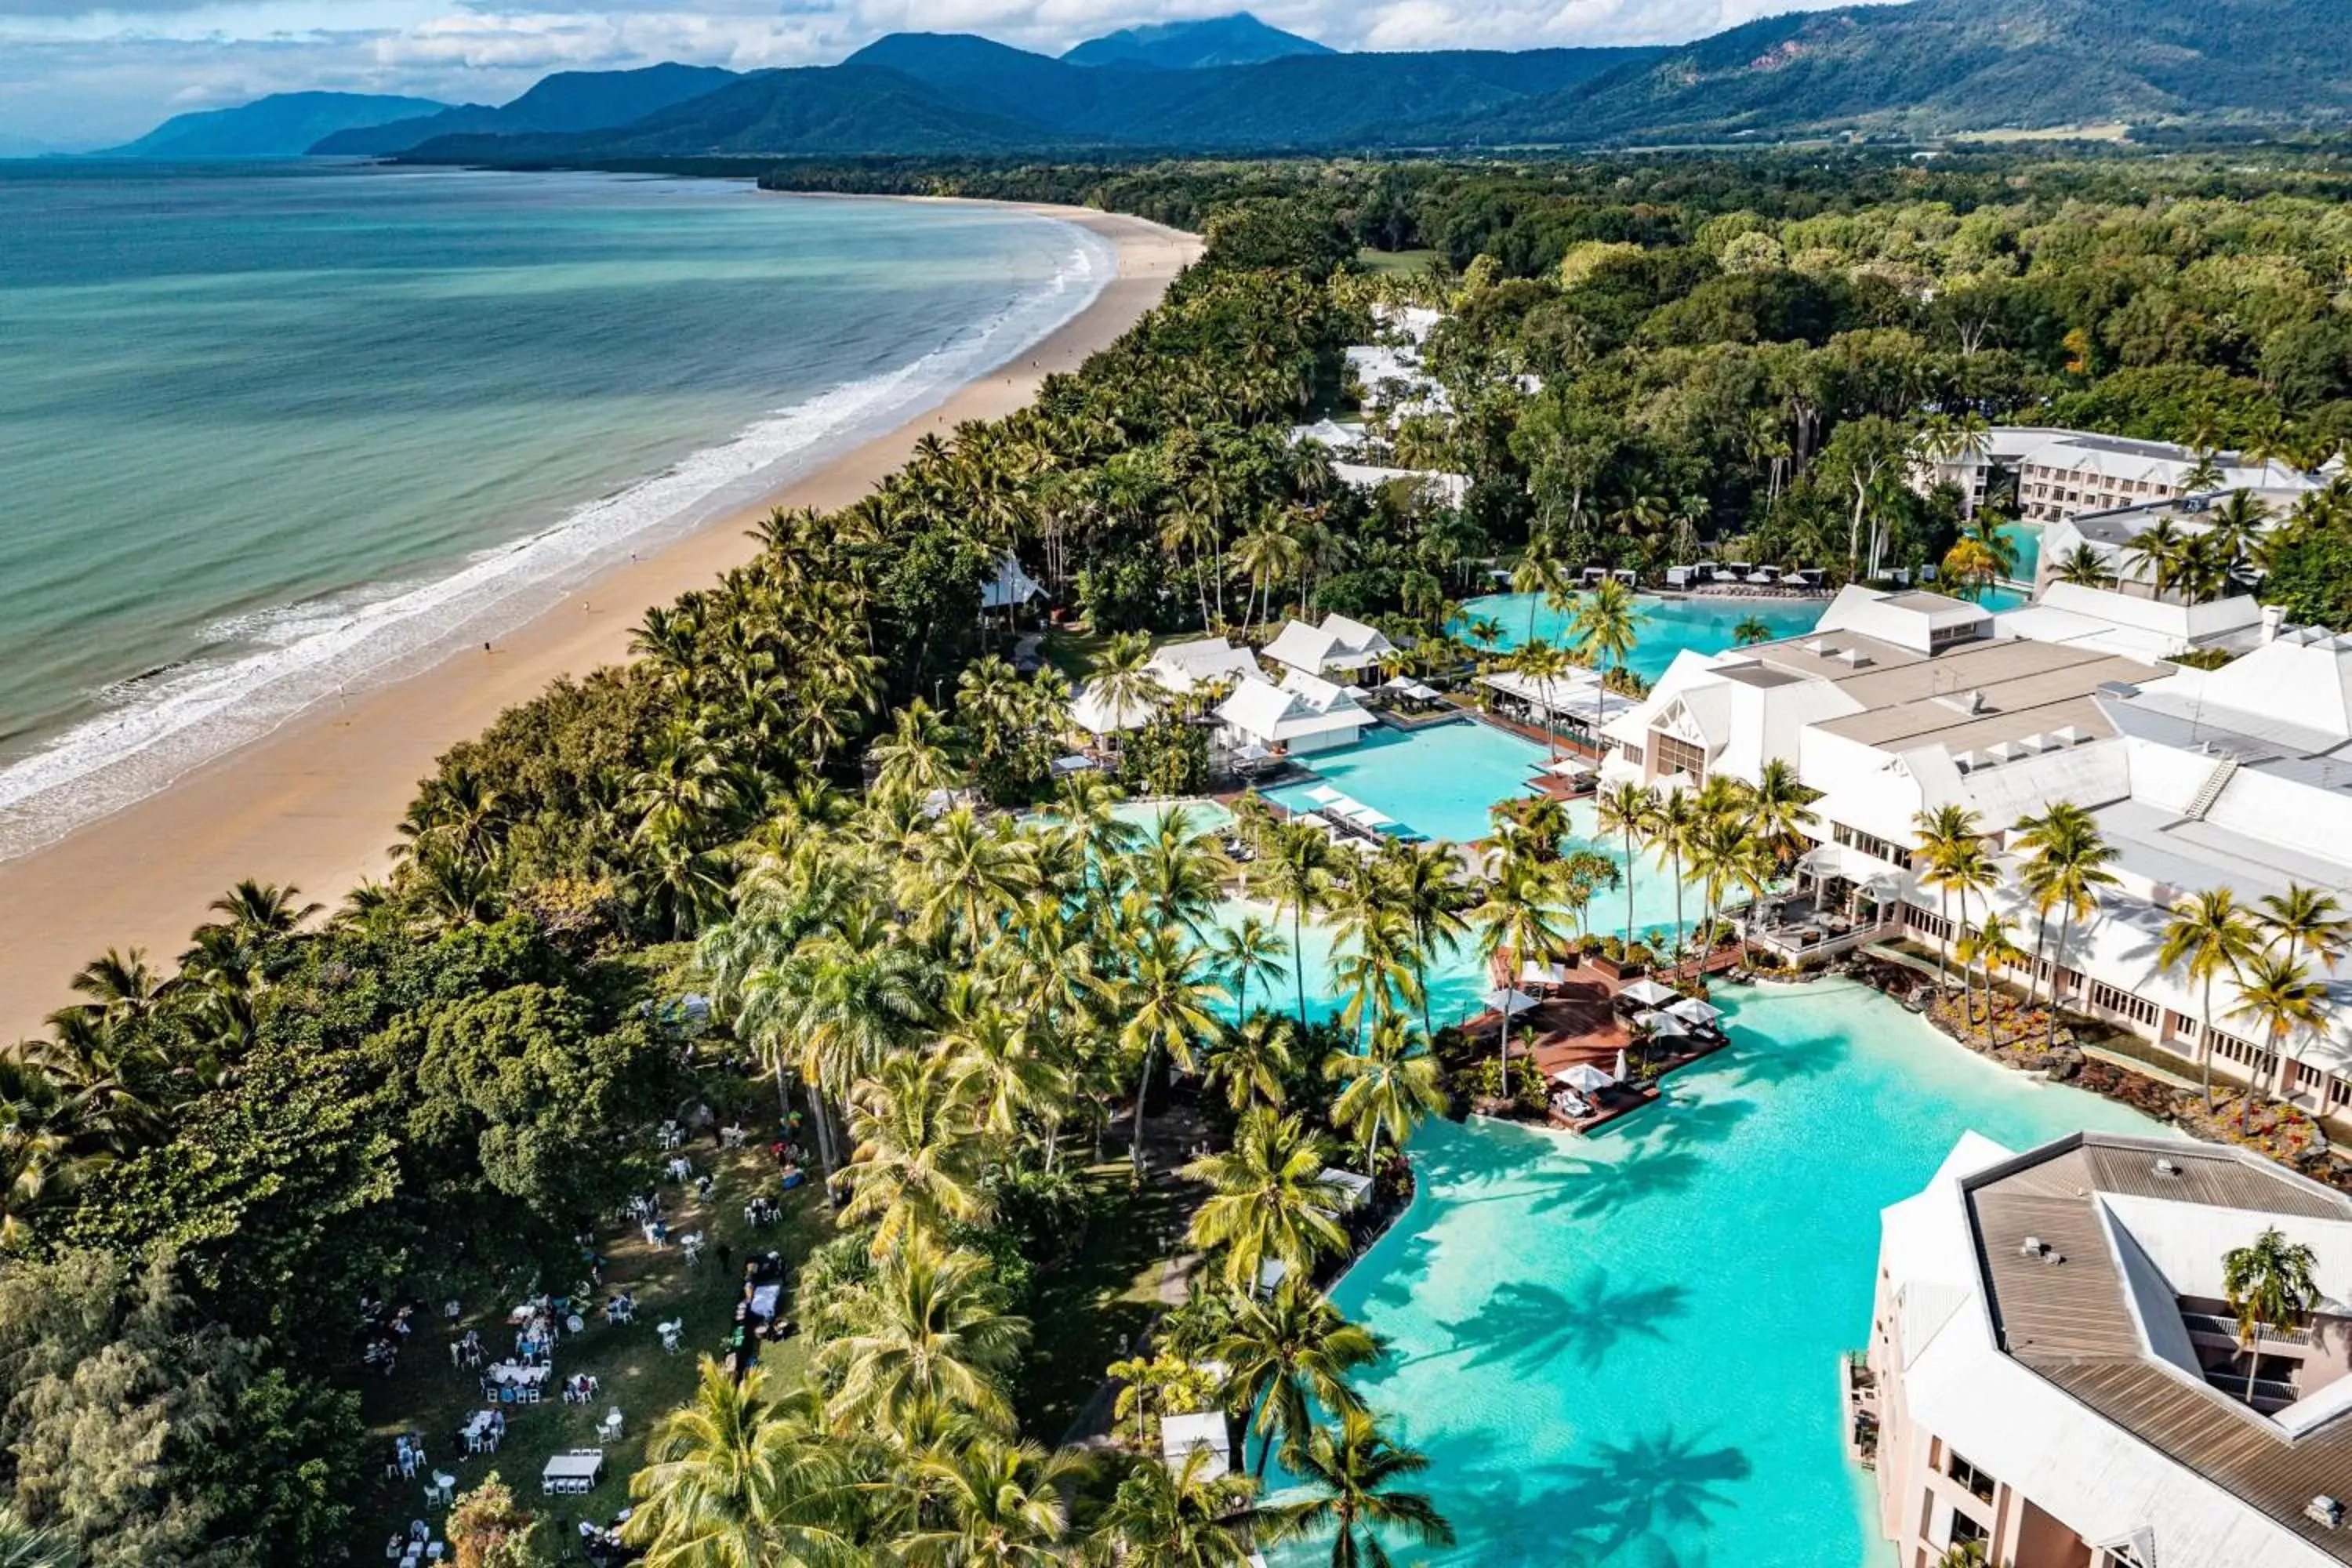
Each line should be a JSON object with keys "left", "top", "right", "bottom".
{"left": 0, "top": 162, "right": 1112, "bottom": 858}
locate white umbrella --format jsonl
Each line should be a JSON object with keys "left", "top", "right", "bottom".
{"left": 1635, "top": 1010, "right": 1691, "bottom": 1038}
{"left": 1666, "top": 996, "right": 1722, "bottom": 1025}
{"left": 1482, "top": 987, "right": 1541, "bottom": 1017}
{"left": 1520, "top": 960, "right": 1569, "bottom": 986}
{"left": 1620, "top": 978, "right": 1677, "bottom": 1007}
{"left": 1552, "top": 1063, "right": 1614, "bottom": 1094}
{"left": 1613, "top": 1048, "right": 1628, "bottom": 1081}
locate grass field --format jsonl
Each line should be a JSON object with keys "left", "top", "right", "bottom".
{"left": 1357, "top": 248, "right": 1439, "bottom": 277}
{"left": 351, "top": 1138, "right": 830, "bottom": 1552}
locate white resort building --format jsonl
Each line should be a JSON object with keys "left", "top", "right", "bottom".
{"left": 1908, "top": 426, "right": 2310, "bottom": 524}
{"left": 1214, "top": 668, "right": 1372, "bottom": 756}
{"left": 2038, "top": 481, "right": 2319, "bottom": 598}
{"left": 1867, "top": 1130, "right": 2352, "bottom": 1568}
{"left": 1067, "top": 637, "right": 1263, "bottom": 737}
{"left": 1599, "top": 586, "right": 2352, "bottom": 1115}
{"left": 1263, "top": 613, "right": 1397, "bottom": 682}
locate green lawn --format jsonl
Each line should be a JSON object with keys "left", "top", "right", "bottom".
{"left": 352, "top": 1142, "right": 830, "bottom": 1548}
{"left": 1016, "top": 1160, "right": 1202, "bottom": 1443}
{"left": 1356, "top": 248, "right": 1439, "bottom": 277}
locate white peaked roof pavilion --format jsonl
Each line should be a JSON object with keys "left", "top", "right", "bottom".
{"left": 1159, "top": 1410, "right": 1236, "bottom": 1479}
{"left": 1331, "top": 463, "right": 1471, "bottom": 508}
{"left": 980, "top": 553, "right": 1043, "bottom": 611}
{"left": 1145, "top": 637, "right": 1262, "bottom": 694}
{"left": 1213, "top": 669, "right": 1372, "bottom": 750}
{"left": 1262, "top": 613, "right": 1398, "bottom": 677}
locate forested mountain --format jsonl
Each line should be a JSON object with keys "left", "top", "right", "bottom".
{"left": 310, "top": 64, "right": 738, "bottom": 156}
{"left": 1465, "top": 0, "right": 2352, "bottom": 143}
{"left": 413, "top": 39, "right": 1653, "bottom": 162}
{"left": 1061, "top": 12, "right": 1334, "bottom": 69}
{"left": 107, "top": 91, "right": 452, "bottom": 158}
{"left": 406, "top": 65, "right": 1078, "bottom": 162}
{"left": 121, "top": 0, "right": 2352, "bottom": 162}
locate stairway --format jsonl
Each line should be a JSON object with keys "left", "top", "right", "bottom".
{"left": 2183, "top": 756, "right": 2240, "bottom": 822}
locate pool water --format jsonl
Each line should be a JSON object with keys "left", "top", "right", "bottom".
{"left": 1268, "top": 721, "right": 1552, "bottom": 844}
{"left": 1997, "top": 521, "right": 2042, "bottom": 586}
{"left": 1459, "top": 593, "right": 1829, "bottom": 683}
{"left": 1272, "top": 979, "right": 2170, "bottom": 1568}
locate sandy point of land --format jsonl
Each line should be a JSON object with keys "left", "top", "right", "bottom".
{"left": 0, "top": 204, "right": 1201, "bottom": 1039}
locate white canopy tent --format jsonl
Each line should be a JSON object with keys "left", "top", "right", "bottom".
{"left": 1635, "top": 1009, "right": 1693, "bottom": 1038}
{"left": 1666, "top": 996, "right": 1722, "bottom": 1026}
{"left": 1619, "top": 977, "right": 1678, "bottom": 1007}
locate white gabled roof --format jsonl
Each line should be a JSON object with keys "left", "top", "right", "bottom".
{"left": 1262, "top": 615, "right": 1396, "bottom": 673}
{"left": 1214, "top": 670, "right": 1370, "bottom": 745}
{"left": 1332, "top": 463, "right": 1470, "bottom": 507}
{"left": 1263, "top": 619, "right": 1342, "bottom": 673}
{"left": 1069, "top": 677, "right": 1163, "bottom": 736}
{"left": 1149, "top": 638, "right": 1261, "bottom": 692}
{"left": 980, "top": 553, "right": 1043, "bottom": 610}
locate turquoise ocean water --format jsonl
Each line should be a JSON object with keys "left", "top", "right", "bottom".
{"left": 0, "top": 162, "right": 1110, "bottom": 856}
{"left": 1272, "top": 978, "right": 2167, "bottom": 1567}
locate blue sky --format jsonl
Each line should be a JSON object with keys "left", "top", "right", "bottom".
{"left": 1, "top": 1, "right": 1861, "bottom": 151}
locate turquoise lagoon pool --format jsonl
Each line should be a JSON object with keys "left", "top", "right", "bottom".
{"left": 1272, "top": 978, "right": 2169, "bottom": 1568}
{"left": 1269, "top": 722, "right": 1552, "bottom": 844}
{"left": 1460, "top": 585, "right": 2028, "bottom": 681}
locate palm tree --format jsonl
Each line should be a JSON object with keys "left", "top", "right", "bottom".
{"left": 943, "top": 997, "right": 1069, "bottom": 1145}
{"left": 1184, "top": 1107, "right": 1348, "bottom": 1294}
{"left": 1205, "top": 1014, "right": 1296, "bottom": 1113}
{"left": 1645, "top": 788, "right": 1704, "bottom": 973}
{"left": 1569, "top": 576, "right": 1644, "bottom": 736}
{"left": 1911, "top": 805, "right": 1984, "bottom": 998}
{"left": 2228, "top": 954, "right": 2329, "bottom": 1124}
{"left": 822, "top": 1238, "right": 1030, "bottom": 1437}
{"left": 1508, "top": 550, "right": 1570, "bottom": 646}
{"left": 2256, "top": 883, "right": 2352, "bottom": 973}
{"left": 2014, "top": 804, "right": 2118, "bottom": 1048}
{"left": 1732, "top": 614, "right": 1772, "bottom": 647}
{"left": 841, "top": 1053, "right": 990, "bottom": 1255}
{"left": 2049, "top": 543, "right": 2114, "bottom": 590}
{"left": 1473, "top": 858, "right": 1570, "bottom": 1098}
{"left": 2158, "top": 890, "right": 2263, "bottom": 1112}
{"left": 624, "top": 1361, "right": 864, "bottom": 1568}
{"left": 871, "top": 698, "right": 965, "bottom": 797}
{"left": 1213, "top": 1278, "right": 1381, "bottom": 1479}
{"left": 1744, "top": 759, "right": 1820, "bottom": 868}
{"left": 1955, "top": 915, "right": 2025, "bottom": 1040}
{"left": 902, "top": 1438, "right": 1090, "bottom": 1568}
{"left": 1208, "top": 913, "right": 1290, "bottom": 1022}
{"left": 0, "top": 1511, "right": 74, "bottom": 1568}
{"left": 1082, "top": 1447, "right": 1256, "bottom": 1568}
{"left": 1107, "top": 923, "right": 1227, "bottom": 1177}
{"left": 1326, "top": 1014, "right": 1449, "bottom": 1175}
{"left": 1382, "top": 840, "right": 1474, "bottom": 1039}
{"left": 2222, "top": 1227, "right": 2321, "bottom": 1402}
{"left": 1595, "top": 782, "right": 1654, "bottom": 945}
{"left": 1261, "top": 1408, "right": 1455, "bottom": 1568}
{"left": 1260, "top": 822, "right": 1333, "bottom": 1030}
{"left": 2122, "top": 516, "right": 2188, "bottom": 601}
{"left": 1088, "top": 632, "right": 1170, "bottom": 735}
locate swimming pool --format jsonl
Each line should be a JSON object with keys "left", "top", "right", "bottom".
{"left": 1458, "top": 593, "right": 1830, "bottom": 683}
{"left": 1270, "top": 979, "right": 2171, "bottom": 1567}
{"left": 1268, "top": 721, "right": 1552, "bottom": 845}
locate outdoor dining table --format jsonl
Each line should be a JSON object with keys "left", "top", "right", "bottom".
{"left": 487, "top": 1363, "right": 548, "bottom": 1387}
{"left": 543, "top": 1451, "right": 604, "bottom": 1496}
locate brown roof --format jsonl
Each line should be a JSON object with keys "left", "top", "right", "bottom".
{"left": 1963, "top": 1134, "right": 2352, "bottom": 1563}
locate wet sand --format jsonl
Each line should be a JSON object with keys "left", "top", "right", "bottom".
{"left": 0, "top": 202, "right": 1200, "bottom": 1037}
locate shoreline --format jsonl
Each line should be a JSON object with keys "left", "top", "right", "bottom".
{"left": 0, "top": 201, "right": 1200, "bottom": 1038}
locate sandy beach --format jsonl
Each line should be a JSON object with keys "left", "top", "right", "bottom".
{"left": 0, "top": 201, "right": 1200, "bottom": 1038}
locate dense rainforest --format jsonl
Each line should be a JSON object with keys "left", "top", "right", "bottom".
{"left": 7, "top": 146, "right": 2352, "bottom": 1563}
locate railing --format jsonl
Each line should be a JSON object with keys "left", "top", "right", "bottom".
{"left": 2181, "top": 1312, "right": 2311, "bottom": 1347}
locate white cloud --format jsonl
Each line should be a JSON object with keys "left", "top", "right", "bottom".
{"left": 2, "top": 0, "right": 1875, "bottom": 147}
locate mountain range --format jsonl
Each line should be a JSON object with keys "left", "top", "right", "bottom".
{"left": 107, "top": 90, "right": 453, "bottom": 158}
{"left": 103, "top": 1, "right": 2352, "bottom": 162}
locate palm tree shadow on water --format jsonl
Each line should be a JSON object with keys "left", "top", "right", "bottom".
{"left": 1428, "top": 1427, "right": 1750, "bottom": 1566}
{"left": 1425, "top": 1269, "right": 1692, "bottom": 1374}
{"left": 1715, "top": 1022, "right": 1850, "bottom": 1091}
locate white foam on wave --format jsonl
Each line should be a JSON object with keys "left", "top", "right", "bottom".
{"left": 0, "top": 220, "right": 1116, "bottom": 862}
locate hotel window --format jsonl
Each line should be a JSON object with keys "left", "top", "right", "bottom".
{"left": 1650, "top": 733, "right": 1706, "bottom": 779}
{"left": 1944, "top": 1451, "right": 1996, "bottom": 1504}
{"left": 2085, "top": 980, "right": 2160, "bottom": 1029}
{"left": 1948, "top": 1512, "right": 1989, "bottom": 1550}
{"left": 1618, "top": 743, "right": 1645, "bottom": 768}
{"left": 1831, "top": 821, "right": 1906, "bottom": 866}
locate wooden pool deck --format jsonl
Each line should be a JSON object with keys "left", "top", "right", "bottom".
{"left": 1465, "top": 961, "right": 1731, "bottom": 1135}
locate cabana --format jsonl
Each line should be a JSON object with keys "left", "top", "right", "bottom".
{"left": 1552, "top": 1063, "right": 1615, "bottom": 1095}
{"left": 1068, "top": 680, "right": 1163, "bottom": 738}
{"left": 1317, "top": 1167, "right": 1375, "bottom": 1211}
{"left": 1634, "top": 1009, "right": 1693, "bottom": 1040}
